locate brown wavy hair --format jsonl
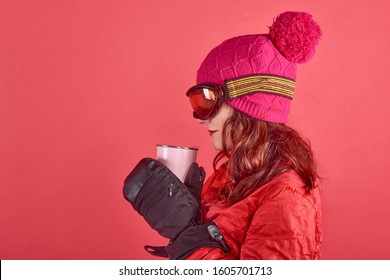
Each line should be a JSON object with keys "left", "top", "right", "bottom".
{"left": 214, "top": 109, "right": 319, "bottom": 206}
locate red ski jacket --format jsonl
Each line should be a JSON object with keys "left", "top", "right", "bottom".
{"left": 186, "top": 166, "right": 322, "bottom": 259}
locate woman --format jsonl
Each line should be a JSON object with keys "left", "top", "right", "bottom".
{"left": 123, "top": 11, "right": 322, "bottom": 260}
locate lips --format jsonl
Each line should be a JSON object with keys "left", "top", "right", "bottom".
{"left": 208, "top": 130, "right": 217, "bottom": 136}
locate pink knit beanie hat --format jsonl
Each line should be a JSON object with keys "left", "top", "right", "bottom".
{"left": 196, "top": 11, "right": 322, "bottom": 123}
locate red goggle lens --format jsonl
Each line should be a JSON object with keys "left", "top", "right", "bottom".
{"left": 188, "top": 88, "right": 217, "bottom": 118}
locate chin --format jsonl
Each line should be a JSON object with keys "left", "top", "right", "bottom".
{"left": 213, "top": 142, "right": 223, "bottom": 151}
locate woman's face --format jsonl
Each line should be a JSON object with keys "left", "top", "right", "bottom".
{"left": 197, "top": 103, "right": 234, "bottom": 151}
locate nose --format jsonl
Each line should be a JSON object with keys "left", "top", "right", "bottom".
{"left": 197, "top": 118, "right": 208, "bottom": 125}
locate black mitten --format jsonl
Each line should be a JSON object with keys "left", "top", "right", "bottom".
{"left": 123, "top": 158, "right": 198, "bottom": 240}
{"left": 123, "top": 158, "right": 229, "bottom": 259}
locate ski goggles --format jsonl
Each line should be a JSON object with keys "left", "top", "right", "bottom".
{"left": 186, "top": 74, "right": 296, "bottom": 120}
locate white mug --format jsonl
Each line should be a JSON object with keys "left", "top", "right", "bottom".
{"left": 156, "top": 144, "right": 198, "bottom": 182}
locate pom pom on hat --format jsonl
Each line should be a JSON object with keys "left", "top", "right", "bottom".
{"left": 269, "top": 11, "right": 322, "bottom": 64}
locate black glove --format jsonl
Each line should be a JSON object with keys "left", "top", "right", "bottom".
{"left": 123, "top": 158, "right": 229, "bottom": 259}
{"left": 184, "top": 162, "right": 205, "bottom": 201}
{"left": 183, "top": 162, "right": 205, "bottom": 221}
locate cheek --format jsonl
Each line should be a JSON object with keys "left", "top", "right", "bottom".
{"left": 212, "top": 104, "right": 234, "bottom": 128}
{"left": 213, "top": 131, "right": 224, "bottom": 151}
{"left": 213, "top": 106, "right": 235, "bottom": 150}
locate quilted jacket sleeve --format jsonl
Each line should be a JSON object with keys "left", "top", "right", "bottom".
{"left": 239, "top": 184, "right": 322, "bottom": 259}
{"left": 186, "top": 184, "right": 322, "bottom": 260}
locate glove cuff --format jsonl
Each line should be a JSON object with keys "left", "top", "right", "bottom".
{"left": 144, "top": 245, "right": 169, "bottom": 258}
{"left": 167, "top": 222, "right": 230, "bottom": 260}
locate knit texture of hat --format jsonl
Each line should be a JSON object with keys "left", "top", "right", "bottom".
{"left": 196, "top": 11, "right": 322, "bottom": 123}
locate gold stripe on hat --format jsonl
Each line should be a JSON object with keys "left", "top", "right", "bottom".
{"left": 225, "top": 75, "right": 296, "bottom": 100}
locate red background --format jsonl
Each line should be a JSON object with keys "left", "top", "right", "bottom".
{"left": 1, "top": 0, "right": 390, "bottom": 259}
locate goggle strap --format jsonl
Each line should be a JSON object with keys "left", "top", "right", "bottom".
{"left": 225, "top": 74, "right": 295, "bottom": 100}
